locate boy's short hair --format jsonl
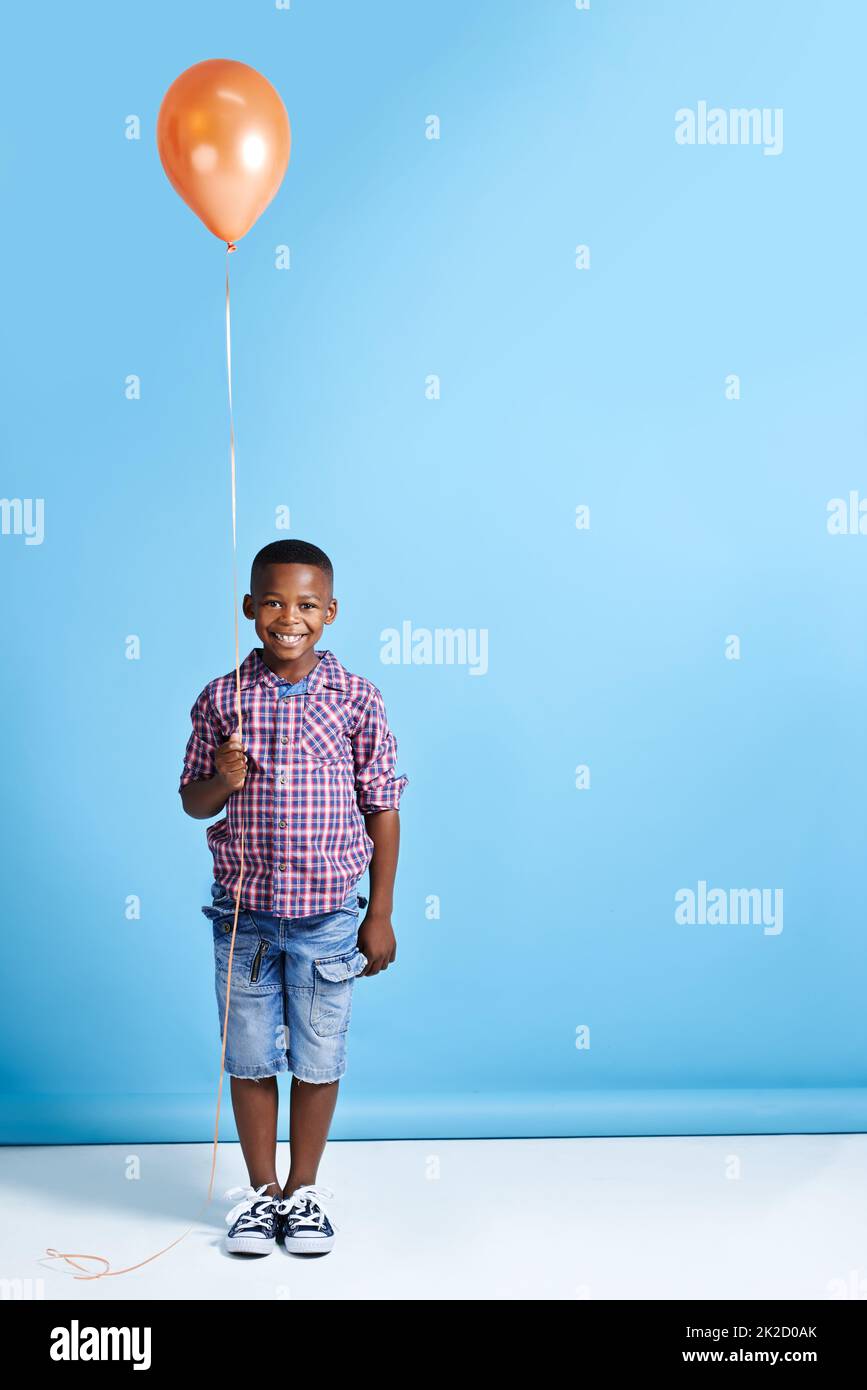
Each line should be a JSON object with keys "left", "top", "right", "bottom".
{"left": 250, "top": 540, "right": 334, "bottom": 599}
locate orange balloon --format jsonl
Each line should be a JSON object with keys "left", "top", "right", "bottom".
{"left": 157, "top": 59, "right": 291, "bottom": 245}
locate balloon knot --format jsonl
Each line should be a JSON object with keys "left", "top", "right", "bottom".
{"left": 227, "top": 242, "right": 237, "bottom": 253}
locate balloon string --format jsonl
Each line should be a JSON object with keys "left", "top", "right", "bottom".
{"left": 42, "top": 243, "right": 247, "bottom": 1279}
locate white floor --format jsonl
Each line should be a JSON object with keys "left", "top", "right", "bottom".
{"left": 4, "top": 1133, "right": 866, "bottom": 1300}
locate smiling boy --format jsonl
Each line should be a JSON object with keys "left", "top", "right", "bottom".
{"left": 179, "top": 539, "right": 408, "bottom": 1256}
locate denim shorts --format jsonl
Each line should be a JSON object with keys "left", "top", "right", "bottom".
{"left": 201, "top": 879, "right": 369, "bottom": 1083}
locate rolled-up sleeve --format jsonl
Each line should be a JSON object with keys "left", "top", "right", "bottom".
{"left": 352, "top": 686, "right": 408, "bottom": 813}
{"left": 179, "top": 686, "right": 220, "bottom": 790}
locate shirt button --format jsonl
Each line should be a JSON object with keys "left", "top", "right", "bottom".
{"left": 279, "top": 820, "right": 287, "bottom": 828}
{"left": 281, "top": 736, "right": 288, "bottom": 744}
{"left": 278, "top": 862, "right": 286, "bottom": 871}
{"left": 279, "top": 774, "right": 286, "bottom": 784}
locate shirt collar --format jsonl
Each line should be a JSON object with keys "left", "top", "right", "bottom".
{"left": 239, "top": 646, "right": 347, "bottom": 696}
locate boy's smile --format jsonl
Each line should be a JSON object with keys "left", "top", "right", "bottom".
{"left": 243, "top": 562, "right": 337, "bottom": 680}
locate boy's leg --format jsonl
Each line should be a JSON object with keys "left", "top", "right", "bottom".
{"left": 280, "top": 1076, "right": 339, "bottom": 1192}
{"left": 207, "top": 892, "right": 288, "bottom": 1200}
{"left": 230, "top": 1074, "right": 282, "bottom": 1197}
{"left": 280, "top": 883, "right": 366, "bottom": 1194}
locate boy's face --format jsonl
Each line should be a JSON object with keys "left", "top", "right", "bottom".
{"left": 243, "top": 563, "right": 337, "bottom": 671}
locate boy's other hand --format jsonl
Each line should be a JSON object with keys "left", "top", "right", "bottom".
{"left": 357, "top": 910, "right": 396, "bottom": 976}
{"left": 215, "top": 732, "right": 248, "bottom": 792}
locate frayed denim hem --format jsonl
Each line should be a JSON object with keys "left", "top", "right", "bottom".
{"left": 288, "top": 1059, "right": 346, "bottom": 1084}
{"left": 225, "top": 1059, "right": 289, "bottom": 1081}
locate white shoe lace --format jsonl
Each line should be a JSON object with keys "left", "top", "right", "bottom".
{"left": 276, "top": 1183, "right": 338, "bottom": 1232}
{"left": 224, "top": 1183, "right": 280, "bottom": 1232}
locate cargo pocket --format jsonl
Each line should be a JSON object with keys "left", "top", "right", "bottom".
{"left": 310, "top": 947, "right": 368, "bottom": 1037}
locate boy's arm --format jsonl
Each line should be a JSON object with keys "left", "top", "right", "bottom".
{"left": 179, "top": 687, "right": 246, "bottom": 818}
{"left": 180, "top": 775, "right": 232, "bottom": 820}
{"left": 364, "top": 809, "right": 400, "bottom": 916}
{"left": 352, "top": 686, "right": 408, "bottom": 973}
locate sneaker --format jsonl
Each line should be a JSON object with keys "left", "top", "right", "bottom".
{"left": 223, "top": 1183, "right": 284, "bottom": 1255}
{"left": 277, "top": 1183, "right": 338, "bottom": 1255}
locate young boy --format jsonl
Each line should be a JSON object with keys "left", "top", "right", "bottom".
{"left": 179, "top": 538, "right": 407, "bottom": 1257}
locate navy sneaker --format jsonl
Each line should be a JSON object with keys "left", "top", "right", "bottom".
{"left": 277, "top": 1184, "right": 338, "bottom": 1255}
{"left": 223, "top": 1184, "right": 283, "bottom": 1255}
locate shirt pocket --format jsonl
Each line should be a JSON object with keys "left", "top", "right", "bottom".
{"left": 299, "top": 698, "right": 354, "bottom": 764}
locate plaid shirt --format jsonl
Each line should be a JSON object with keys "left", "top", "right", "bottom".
{"left": 179, "top": 646, "right": 408, "bottom": 917}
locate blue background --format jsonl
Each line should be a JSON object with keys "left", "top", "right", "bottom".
{"left": 2, "top": 0, "right": 865, "bottom": 1141}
